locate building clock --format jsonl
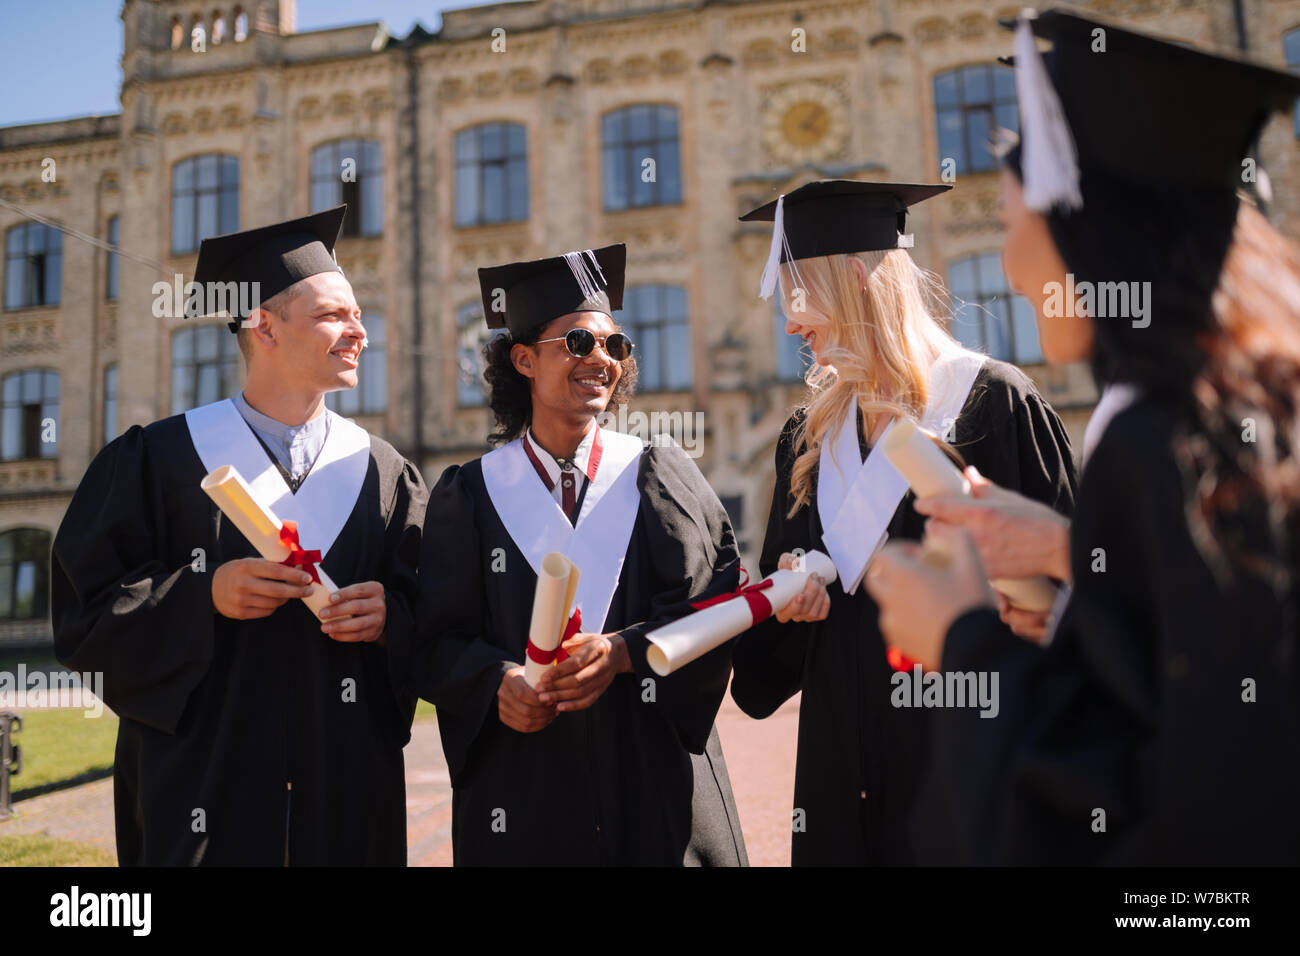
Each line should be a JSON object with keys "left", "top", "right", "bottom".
{"left": 761, "top": 82, "right": 847, "bottom": 165}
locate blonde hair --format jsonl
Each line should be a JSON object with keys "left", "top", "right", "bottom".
{"left": 780, "top": 249, "right": 967, "bottom": 517}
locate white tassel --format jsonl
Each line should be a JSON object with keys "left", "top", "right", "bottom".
{"left": 759, "top": 195, "right": 787, "bottom": 300}
{"left": 1014, "top": 9, "right": 1083, "bottom": 213}
{"left": 563, "top": 250, "right": 604, "bottom": 303}
{"left": 897, "top": 234, "right": 915, "bottom": 249}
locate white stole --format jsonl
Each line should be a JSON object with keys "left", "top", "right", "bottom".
{"left": 481, "top": 427, "right": 644, "bottom": 632}
{"left": 817, "top": 350, "right": 987, "bottom": 594}
{"left": 184, "top": 398, "right": 371, "bottom": 561}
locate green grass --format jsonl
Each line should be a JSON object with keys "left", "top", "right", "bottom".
{"left": 0, "top": 834, "right": 116, "bottom": 867}
{"left": 8, "top": 708, "right": 118, "bottom": 801}
{"left": 414, "top": 698, "right": 436, "bottom": 721}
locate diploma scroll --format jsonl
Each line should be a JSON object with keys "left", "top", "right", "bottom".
{"left": 645, "top": 550, "right": 838, "bottom": 677}
{"left": 525, "top": 552, "right": 581, "bottom": 688}
{"left": 881, "top": 419, "right": 1058, "bottom": 612}
{"left": 200, "top": 465, "right": 344, "bottom": 622}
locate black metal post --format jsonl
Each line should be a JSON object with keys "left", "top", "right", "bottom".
{"left": 0, "top": 711, "right": 21, "bottom": 820}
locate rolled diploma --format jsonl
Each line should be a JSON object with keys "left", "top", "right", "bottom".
{"left": 200, "top": 465, "right": 344, "bottom": 622}
{"left": 525, "top": 552, "right": 579, "bottom": 688}
{"left": 881, "top": 419, "right": 1058, "bottom": 612}
{"left": 646, "top": 550, "right": 838, "bottom": 677}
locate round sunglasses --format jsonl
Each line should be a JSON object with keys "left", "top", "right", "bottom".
{"left": 535, "top": 328, "right": 635, "bottom": 361}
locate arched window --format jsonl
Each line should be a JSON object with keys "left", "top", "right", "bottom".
{"left": 171, "top": 325, "right": 240, "bottom": 414}
{"left": 620, "top": 284, "right": 691, "bottom": 390}
{"left": 0, "top": 528, "right": 51, "bottom": 621}
{"left": 190, "top": 17, "right": 206, "bottom": 49}
{"left": 773, "top": 298, "right": 812, "bottom": 382}
{"left": 234, "top": 7, "right": 248, "bottom": 42}
{"left": 311, "top": 139, "right": 384, "bottom": 237}
{"left": 947, "top": 251, "right": 1042, "bottom": 365}
{"left": 103, "top": 364, "right": 118, "bottom": 446}
{"left": 172, "top": 154, "right": 239, "bottom": 254}
{"left": 601, "top": 105, "right": 682, "bottom": 210}
{"left": 0, "top": 369, "right": 59, "bottom": 461}
{"left": 171, "top": 15, "right": 185, "bottom": 49}
{"left": 212, "top": 11, "right": 227, "bottom": 45}
{"left": 1286, "top": 30, "right": 1300, "bottom": 136}
{"left": 933, "top": 64, "right": 1017, "bottom": 175}
{"left": 454, "top": 123, "right": 529, "bottom": 227}
{"left": 4, "top": 222, "right": 63, "bottom": 309}
{"left": 327, "top": 314, "right": 387, "bottom": 415}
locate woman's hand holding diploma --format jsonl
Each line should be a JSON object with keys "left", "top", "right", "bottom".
{"left": 864, "top": 523, "right": 995, "bottom": 671}
{"left": 774, "top": 552, "right": 831, "bottom": 623}
{"left": 914, "top": 465, "right": 1072, "bottom": 584}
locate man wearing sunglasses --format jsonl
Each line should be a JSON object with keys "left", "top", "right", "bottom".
{"left": 404, "top": 243, "right": 748, "bottom": 865}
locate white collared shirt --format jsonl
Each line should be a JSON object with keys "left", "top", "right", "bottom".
{"left": 524, "top": 426, "right": 597, "bottom": 507}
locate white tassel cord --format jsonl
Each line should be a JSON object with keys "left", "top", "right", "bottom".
{"left": 563, "top": 250, "right": 605, "bottom": 303}
{"left": 759, "top": 194, "right": 801, "bottom": 301}
{"left": 1014, "top": 9, "right": 1083, "bottom": 213}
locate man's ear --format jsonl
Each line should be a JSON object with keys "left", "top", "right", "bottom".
{"left": 510, "top": 341, "right": 536, "bottom": 380}
{"left": 247, "top": 308, "right": 279, "bottom": 351}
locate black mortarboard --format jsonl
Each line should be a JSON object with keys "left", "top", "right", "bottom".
{"left": 477, "top": 244, "right": 626, "bottom": 338}
{"left": 739, "top": 180, "right": 950, "bottom": 299}
{"left": 188, "top": 205, "right": 347, "bottom": 332}
{"left": 1003, "top": 8, "right": 1300, "bottom": 211}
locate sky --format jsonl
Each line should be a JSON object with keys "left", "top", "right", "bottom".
{"left": 0, "top": 0, "right": 502, "bottom": 127}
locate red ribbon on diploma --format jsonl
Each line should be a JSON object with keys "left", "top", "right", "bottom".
{"left": 278, "top": 520, "right": 322, "bottom": 584}
{"left": 526, "top": 608, "right": 582, "bottom": 666}
{"left": 690, "top": 568, "right": 776, "bottom": 625}
{"left": 886, "top": 648, "right": 920, "bottom": 673}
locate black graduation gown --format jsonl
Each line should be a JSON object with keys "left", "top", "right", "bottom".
{"left": 731, "top": 359, "right": 1078, "bottom": 865}
{"left": 912, "top": 396, "right": 1300, "bottom": 865}
{"left": 406, "top": 440, "right": 749, "bottom": 865}
{"left": 50, "top": 413, "right": 426, "bottom": 866}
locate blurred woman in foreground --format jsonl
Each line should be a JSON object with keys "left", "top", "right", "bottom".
{"left": 866, "top": 8, "right": 1300, "bottom": 864}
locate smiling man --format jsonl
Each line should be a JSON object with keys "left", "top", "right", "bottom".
{"left": 410, "top": 244, "right": 748, "bottom": 865}
{"left": 51, "top": 206, "right": 427, "bottom": 865}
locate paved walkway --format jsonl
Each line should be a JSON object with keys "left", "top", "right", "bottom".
{"left": 403, "top": 690, "right": 800, "bottom": 867}
{"left": 2, "top": 689, "right": 800, "bottom": 867}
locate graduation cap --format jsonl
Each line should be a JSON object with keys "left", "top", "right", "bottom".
{"left": 1004, "top": 8, "right": 1300, "bottom": 212}
{"left": 188, "top": 206, "right": 347, "bottom": 332}
{"left": 477, "top": 244, "right": 626, "bottom": 338}
{"left": 739, "top": 180, "right": 951, "bottom": 299}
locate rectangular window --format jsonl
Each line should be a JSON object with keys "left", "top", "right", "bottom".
{"left": 106, "top": 216, "right": 119, "bottom": 301}
{"left": 454, "top": 124, "right": 529, "bottom": 227}
{"left": 4, "top": 223, "right": 63, "bottom": 309}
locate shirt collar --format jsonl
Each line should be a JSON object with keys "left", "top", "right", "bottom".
{"left": 525, "top": 425, "right": 598, "bottom": 486}
{"left": 233, "top": 391, "right": 330, "bottom": 446}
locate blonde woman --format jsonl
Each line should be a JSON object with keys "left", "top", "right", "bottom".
{"left": 730, "top": 180, "right": 1077, "bottom": 865}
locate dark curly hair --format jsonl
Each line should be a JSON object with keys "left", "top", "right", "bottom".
{"left": 483, "top": 318, "right": 639, "bottom": 445}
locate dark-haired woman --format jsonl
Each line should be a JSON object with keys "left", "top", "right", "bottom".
{"left": 403, "top": 245, "right": 748, "bottom": 865}
{"left": 866, "top": 9, "right": 1300, "bottom": 864}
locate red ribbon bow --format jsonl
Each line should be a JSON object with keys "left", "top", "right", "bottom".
{"left": 691, "top": 568, "right": 776, "bottom": 624}
{"left": 279, "top": 520, "right": 322, "bottom": 584}
{"left": 886, "top": 648, "right": 921, "bottom": 673}
{"left": 526, "top": 608, "right": 582, "bottom": 667}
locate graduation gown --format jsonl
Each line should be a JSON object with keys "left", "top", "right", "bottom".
{"left": 912, "top": 395, "right": 1300, "bottom": 865}
{"left": 51, "top": 403, "right": 426, "bottom": 866}
{"left": 731, "top": 359, "right": 1078, "bottom": 865}
{"left": 408, "top": 437, "right": 748, "bottom": 865}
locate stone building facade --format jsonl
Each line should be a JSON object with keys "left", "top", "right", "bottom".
{"left": 1, "top": 0, "right": 1296, "bottom": 644}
